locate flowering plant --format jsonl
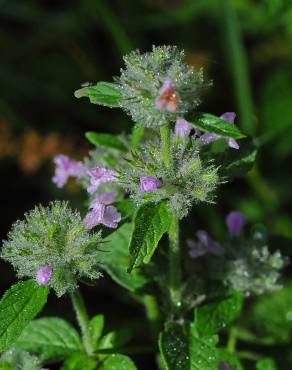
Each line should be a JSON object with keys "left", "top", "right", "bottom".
{"left": 0, "top": 46, "right": 288, "bottom": 370}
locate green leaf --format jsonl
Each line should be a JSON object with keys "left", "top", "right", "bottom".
{"left": 194, "top": 291, "right": 243, "bottom": 336}
{"left": 114, "top": 200, "right": 137, "bottom": 221}
{"left": 74, "top": 82, "right": 122, "bottom": 107}
{"left": 85, "top": 132, "right": 128, "bottom": 152}
{"left": 218, "top": 138, "right": 257, "bottom": 179}
{"left": 159, "top": 322, "right": 219, "bottom": 370}
{"left": 256, "top": 358, "right": 278, "bottom": 370}
{"left": 186, "top": 112, "right": 246, "bottom": 139}
{"left": 88, "top": 314, "right": 104, "bottom": 350}
{"left": 61, "top": 353, "right": 97, "bottom": 370}
{"left": 189, "top": 323, "right": 218, "bottom": 370}
{"left": 0, "top": 280, "right": 49, "bottom": 352}
{"left": 99, "top": 354, "right": 137, "bottom": 370}
{"left": 101, "top": 223, "right": 149, "bottom": 292}
{"left": 16, "top": 317, "right": 82, "bottom": 362}
{"left": 128, "top": 202, "right": 172, "bottom": 271}
{"left": 98, "top": 328, "right": 133, "bottom": 350}
{"left": 0, "top": 362, "right": 13, "bottom": 370}
{"left": 131, "top": 125, "right": 145, "bottom": 149}
{"left": 159, "top": 323, "right": 189, "bottom": 370}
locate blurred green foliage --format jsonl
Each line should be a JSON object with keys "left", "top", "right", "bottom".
{"left": 1, "top": 0, "right": 292, "bottom": 369}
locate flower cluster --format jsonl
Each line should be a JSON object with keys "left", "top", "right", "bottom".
{"left": 1, "top": 201, "right": 103, "bottom": 296}
{"left": 117, "top": 133, "right": 219, "bottom": 219}
{"left": 118, "top": 45, "right": 208, "bottom": 128}
{"left": 0, "top": 348, "right": 44, "bottom": 370}
{"left": 188, "top": 211, "right": 287, "bottom": 295}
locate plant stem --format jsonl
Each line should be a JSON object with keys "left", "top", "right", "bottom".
{"left": 71, "top": 289, "right": 93, "bottom": 355}
{"left": 143, "top": 294, "right": 160, "bottom": 338}
{"left": 160, "top": 125, "right": 172, "bottom": 169}
{"left": 168, "top": 214, "right": 182, "bottom": 311}
{"left": 221, "top": 0, "right": 255, "bottom": 135}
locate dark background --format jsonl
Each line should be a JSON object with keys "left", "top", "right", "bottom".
{"left": 1, "top": 0, "right": 292, "bottom": 368}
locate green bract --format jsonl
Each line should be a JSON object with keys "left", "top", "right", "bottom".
{"left": 118, "top": 45, "right": 207, "bottom": 128}
{"left": 118, "top": 135, "right": 219, "bottom": 219}
{"left": 2, "top": 201, "right": 103, "bottom": 296}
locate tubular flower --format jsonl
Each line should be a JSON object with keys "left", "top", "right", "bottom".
{"left": 84, "top": 190, "right": 121, "bottom": 229}
{"left": 52, "top": 154, "right": 85, "bottom": 188}
{"left": 226, "top": 211, "right": 247, "bottom": 236}
{"left": 87, "top": 167, "right": 117, "bottom": 194}
{"left": 174, "top": 117, "right": 193, "bottom": 139}
{"left": 140, "top": 176, "right": 162, "bottom": 193}
{"left": 1, "top": 201, "right": 103, "bottom": 296}
{"left": 118, "top": 45, "right": 208, "bottom": 128}
{"left": 187, "top": 230, "right": 223, "bottom": 258}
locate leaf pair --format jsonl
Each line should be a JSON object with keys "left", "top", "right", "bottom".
{"left": 75, "top": 81, "right": 246, "bottom": 140}
{"left": 159, "top": 291, "right": 244, "bottom": 370}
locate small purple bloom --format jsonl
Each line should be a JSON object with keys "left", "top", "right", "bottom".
{"left": 226, "top": 211, "right": 247, "bottom": 236}
{"left": 187, "top": 230, "right": 223, "bottom": 258}
{"left": 83, "top": 190, "right": 121, "bottom": 229}
{"left": 200, "top": 112, "right": 239, "bottom": 150}
{"left": 52, "top": 154, "right": 85, "bottom": 188}
{"left": 155, "top": 78, "right": 179, "bottom": 112}
{"left": 87, "top": 167, "right": 117, "bottom": 194}
{"left": 174, "top": 118, "right": 192, "bottom": 138}
{"left": 36, "top": 266, "right": 52, "bottom": 286}
{"left": 140, "top": 176, "right": 162, "bottom": 193}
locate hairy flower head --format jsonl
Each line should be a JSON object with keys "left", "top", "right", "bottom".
{"left": 117, "top": 135, "right": 219, "bottom": 219}
{"left": 1, "top": 201, "right": 103, "bottom": 296}
{"left": 118, "top": 45, "right": 208, "bottom": 128}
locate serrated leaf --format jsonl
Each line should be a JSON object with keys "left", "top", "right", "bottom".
{"left": 16, "top": 317, "right": 82, "bottom": 362}
{"left": 189, "top": 323, "right": 218, "bottom": 370}
{"left": 88, "top": 314, "right": 104, "bottom": 350}
{"left": 194, "top": 291, "right": 243, "bottom": 336}
{"left": 0, "top": 280, "right": 49, "bottom": 352}
{"left": 74, "top": 82, "right": 121, "bottom": 107}
{"left": 186, "top": 112, "right": 246, "bottom": 139}
{"left": 61, "top": 352, "right": 97, "bottom": 370}
{"left": 99, "top": 354, "right": 137, "bottom": 370}
{"left": 128, "top": 202, "right": 172, "bottom": 271}
{"left": 256, "top": 358, "right": 278, "bottom": 370}
{"left": 101, "top": 223, "right": 149, "bottom": 292}
{"left": 85, "top": 132, "right": 128, "bottom": 152}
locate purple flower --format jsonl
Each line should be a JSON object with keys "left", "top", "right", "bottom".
{"left": 226, "top": 211, "right": 246, "bottom": 236}
{"left": 155, "top": 78, "right": 179, "bottom": 112}
{"left": 83, "top": 190, "right": 121, "bottom": 229}
{"left": 187, "top": 230, "right": 223, "bottom": 258}
{"left": 36, "top": 266, "right": 52, "bottom": 286}
{"left": 140, "top": 176, "right": 162, "bottom": 193}
{"left": 174, "top": 118, "right": 193, "bottom": 138}
{"left": 200, "top": 112, "right": 239, "bottom": 150}
{"left": 52, "top": 154, "right": 85, "bottom": 188}
{"left": 87, "top": 167, "right": 117, "bottom": 194}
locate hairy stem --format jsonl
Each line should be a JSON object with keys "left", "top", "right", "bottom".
{"left": 143, "top": 294, "right": 160, "bottom": 338}
{"left": 71, "top": 289, "right": 93, "bottom": 355}
{"left": 168, "top": 214, "right": 182, "bottom": 311}
{"left": 160, "top": 125, "right": 172, "bottom": 169}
